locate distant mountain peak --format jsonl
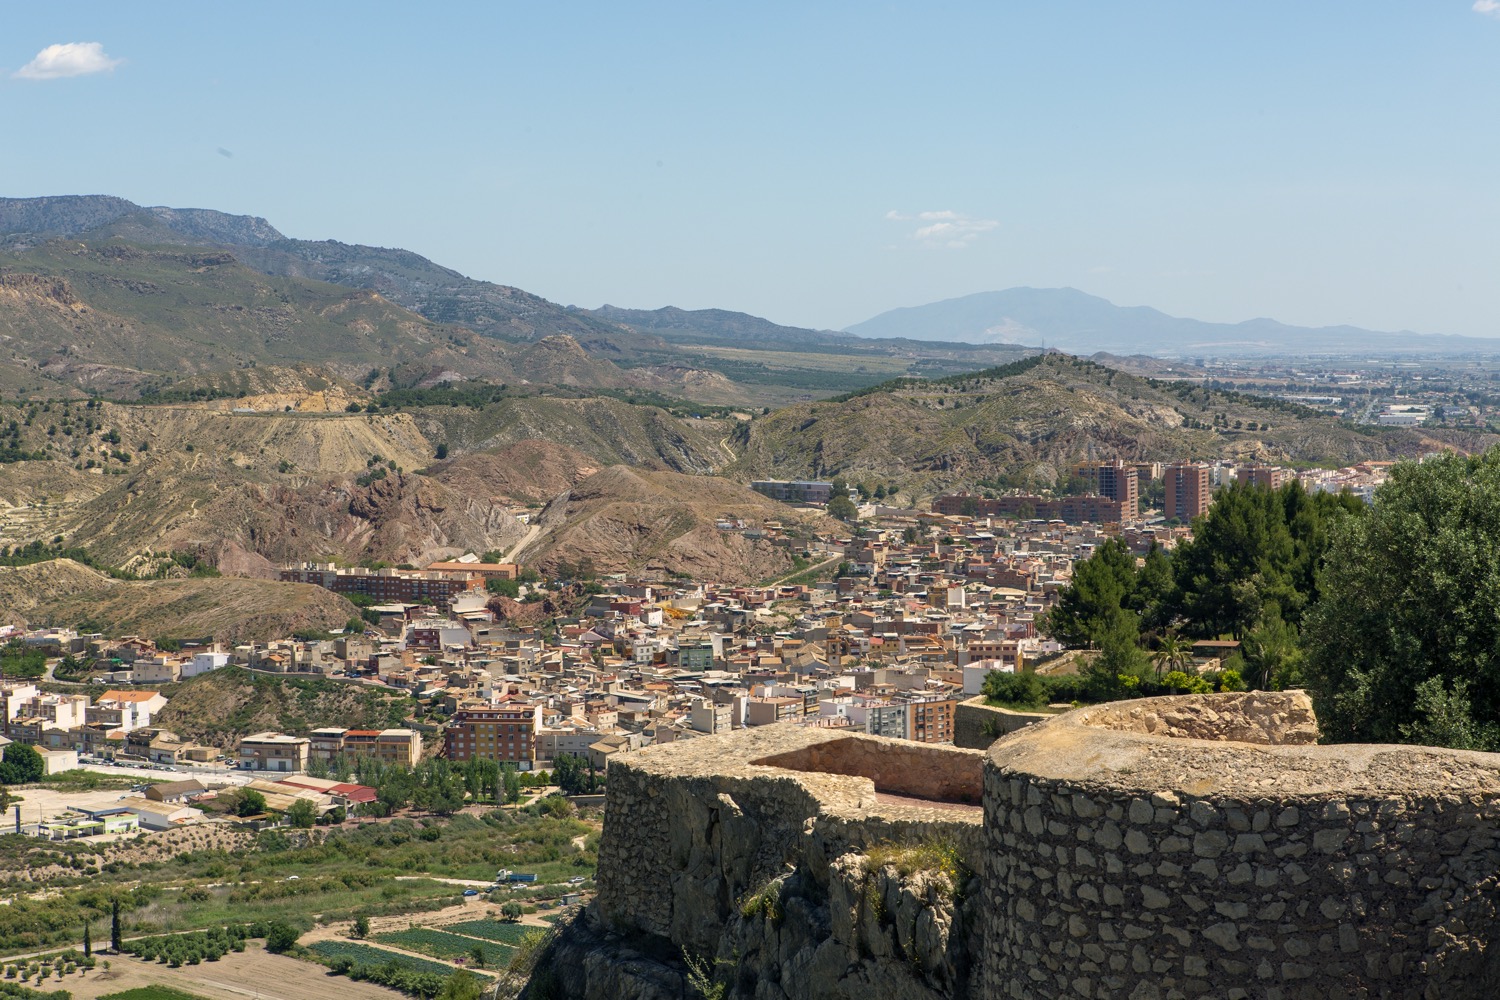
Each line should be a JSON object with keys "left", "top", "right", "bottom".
{"left": 845, "top": 286, "right": 1493, "bottom": 357}
{"left": 0, "top": 194, "right": 282, "bottom": 247}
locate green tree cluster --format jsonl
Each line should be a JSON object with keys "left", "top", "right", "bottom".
{"left": 1041, "top": 453, "right": 1500, "bottom": 753}
{"left": 1302, "top": 451, "right": 1500, "bottom": 748}
{"left": 0, "top": 744, "right": 45, "bottom": 785}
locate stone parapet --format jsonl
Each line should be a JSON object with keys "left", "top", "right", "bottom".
{"left": 982, "top": 691, "right": 1500, "bottom": 999}
{"left": 589, "top": 725, "right": 987, "bottom": 998}
{"left": 952, "top": 695, "right": 1052, "bottom": 750}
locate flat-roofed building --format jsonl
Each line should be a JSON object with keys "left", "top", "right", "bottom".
{"left": 1074, "top": 461, "right": 1140, "bottom": 521}
{"left": 1237, "top": 465, "right": 1288, "bottom": 491}
{"left": 1165, "top": 463, "right": 1213, "bottom": 522}
{"left": 444, "top": 701, "right": 543, "bottom": 768}
{"left": 909, "top": 696, "right": 956, "bottom": 744}
{"left": 239, "top": 732, "right": 310, "bottom": 773}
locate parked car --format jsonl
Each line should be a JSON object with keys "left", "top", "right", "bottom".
{"left": 462, "top": 888, "right": 480, "bottom": 897}
{"left": 567, "top": 876, "right": 586, "bottom": 884}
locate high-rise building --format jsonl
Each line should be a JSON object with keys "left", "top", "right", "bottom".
{"left": 1075, "top": 461, "right": 1140, "bottom": 521}
{"left": 1165, "top": 463, "right": 1213, "bottom": 522}
{"left": 1237, "top": 465, "right": 1288, "bottom": 491}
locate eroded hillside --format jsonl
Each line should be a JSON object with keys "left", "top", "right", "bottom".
{"left": 519, "top": 466, "right": 834, "bottom": 584}
{"left": 0, "top": 559, "right": 358, "bottom": 643}
{"left": 728, "top": 355, "right": 1495, "bottom": 490}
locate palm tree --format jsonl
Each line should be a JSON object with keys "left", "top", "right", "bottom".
{"left": 1151, "top": 633, "right": 1192, "bottom": 678}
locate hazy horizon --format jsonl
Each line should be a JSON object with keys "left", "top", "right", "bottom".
{"left": 5, "top": 3, "right": 1498, "bottom": 338}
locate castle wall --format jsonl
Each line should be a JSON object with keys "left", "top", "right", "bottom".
{"left": 587, "top": 726, "right": 988, "bottom": 999}
{"left": 982, "top": 694, "right": 1500, "bottom": 999}
{"left": 561, "top": 693, "right": 1500, "bottom": 1000}
{"left": 952, "top": 695, "right": 1049, "bottom": 749}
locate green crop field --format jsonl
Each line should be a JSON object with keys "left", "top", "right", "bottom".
{"left": 373, "top": 927, "right": 512, "bottom": 967}
{"left": 440, "top": 920, "right": 537, "bottom": 944}
{"left": 305, "top": 940, "right": 478, "bottom": 979}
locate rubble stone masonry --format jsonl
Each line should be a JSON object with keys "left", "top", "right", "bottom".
{"left": 570, "top": 692, "right": 1500, "bottom": 999}
{"left": 984, "top": 693, "right": 1500, "bottom": 999}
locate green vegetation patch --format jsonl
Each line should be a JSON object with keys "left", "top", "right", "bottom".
{"left": 439, "top": 920, "right": 537, "bottom": 945}
{"left": 100, "top": 989, "right": 211, "bottom": 1000}
{"left": 306, "top": 940, "right": 467, "bottom": 978}
{"left": 372, "top": 927, "right": 512, "bottom": 968}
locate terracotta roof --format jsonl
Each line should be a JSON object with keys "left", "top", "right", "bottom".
{"left": 97, "top": 690, "right": 160, "bottom": 702}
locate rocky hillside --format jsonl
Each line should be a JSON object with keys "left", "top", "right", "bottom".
{"left": 0, "top": 401, "right": 518, "bottom": 570}
{"left": 154, "top": 666, "right": 415, "bottom": 747}
{"left": 427, "top": 440, "right": 602, "bottom": 506}
{"left": 406, "top": 395, "right": 726, "bottom": 473}
{"left": 0, "top": 559, "right": 358, "bottom": 643}
{"left": 0, "top": 390, "right": 730, "bottom": 573}
{"left": 0, "top": 234, "right": 734, "bottom": 400}
{"left": 728, "top": 354, "right": 1496, "bottom": 491}
{"left": 519, "top": 466, "right": 833, "bottom": 583}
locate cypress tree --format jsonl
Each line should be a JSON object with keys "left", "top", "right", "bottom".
{"left": 110, "top": 899, "right": 122, "bottom": 952}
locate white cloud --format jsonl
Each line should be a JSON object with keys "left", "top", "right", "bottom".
{"left": 13, "top": 42, "right": 122, "bottom": 80}
{"left": 1476, "top": 1, "right": 1500, "bottom": 16}
{"left": 885, "top": 208, "right": 998, "bottom": 248}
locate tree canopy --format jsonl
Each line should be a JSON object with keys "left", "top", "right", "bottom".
{"left": 1170, "top": 479, "right": 1363, "bottom": 638}
{"left": 1303, "top": 451, "right": 1500, "bottom": 748}
{"left": 0, "top": 743, "right": 44, "bottom": 784}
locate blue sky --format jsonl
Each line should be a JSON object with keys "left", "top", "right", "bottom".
{"left": 3, "top": 3, "right": 1497, "bottom": 336}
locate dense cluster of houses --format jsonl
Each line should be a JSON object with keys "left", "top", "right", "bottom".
{"left": 10, "top": 460, "right": 1375, "bottom": 792}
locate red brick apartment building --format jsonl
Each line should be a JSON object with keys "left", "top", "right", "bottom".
{"left": 909, "top": 697, "right": 956, "bottom": 744}
{"left": 1237, "top": 465, "right": 1288, "bottom": 491}
{"left": 933, "top": 494, "right": 1127, "bottom": 525}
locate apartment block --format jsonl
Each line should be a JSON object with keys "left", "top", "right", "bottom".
{"left": 279, "top": 563, "right": 483, "bottom": 604}
{"left": 1074, "top": 461, "right": 1140, "bottom": 521}
{"left": 908, "top": 697, "right": 956, "bottom": 744}
{"left": 239, "top": 732, "right": 311, "bottom": 773}
{"left": 1237, "top": 465, "right": 1288, "bottom": 491}
{"left": 1165, "top": 463, "right": 1214, "bottom": 522}
{"left": 444, "top": 702, "right": 543, "bottom": 768}
{"left": 308, "top": 727, "right": 422, "bottom": 768}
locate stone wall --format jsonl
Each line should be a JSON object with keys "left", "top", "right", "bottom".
{"left": 752, "top": 734, "right": 984, "bottom": 804}
{"left": 578, "top": 726, "right": 988, "bottom": 1000}
{"left": 548, "top": 693, "right": 1500, "bottom": 1000}
{"left": 982, "top": 692, "right": 1500, "bottom": 999}
{"left": 952, "top": 696, "right": 1050, "bottom": 750}
{"left": 1076, "top": 689, "right": 1320, "bottom": 745}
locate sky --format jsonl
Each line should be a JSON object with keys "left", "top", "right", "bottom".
{"left": 2, "top": 3, "right": 1498, "bottom": 337}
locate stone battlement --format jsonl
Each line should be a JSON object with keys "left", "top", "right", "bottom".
{"left": 569, "top": 693, "right": 1500, "bottom": 1000}
{"left": 985, "top": 691, "right": 1500, "bottom": 998}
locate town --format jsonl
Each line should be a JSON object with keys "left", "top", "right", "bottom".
{"left": 2, "top": 456, "right": 1394, "bottom": 840}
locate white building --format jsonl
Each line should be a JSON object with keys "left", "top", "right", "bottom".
{"left": 182, "top": 651, "right": 230, "bottom": 679}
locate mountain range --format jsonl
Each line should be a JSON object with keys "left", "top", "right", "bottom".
{"left": 0, "top": 195, "right": 1036, "bottom": 403}
{"left": 3, "top": 192, "right": 1497, "bottom": 630}
{"left": 845, "top": 287, "right": 1500, "bottom": 357}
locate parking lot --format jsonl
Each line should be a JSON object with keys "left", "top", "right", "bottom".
{"left": 73, "top": 759, "right": 252, "bottom": 786}
{"left": 9, "top": 784, "right": 136, "bottom": 826}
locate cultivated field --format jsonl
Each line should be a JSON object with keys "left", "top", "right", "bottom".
{"left": 67, "top": 945, "right": 404, "bottom": 1000}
